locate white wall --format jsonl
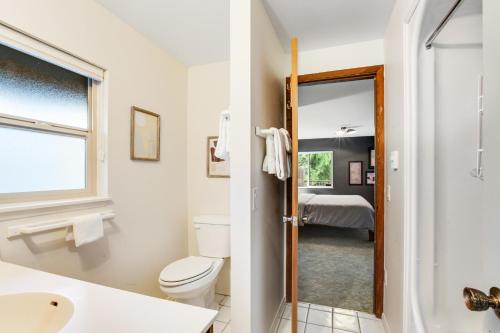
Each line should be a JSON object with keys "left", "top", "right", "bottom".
{"left": 481, "top": 0, "right": 500, "bottom": 331}
{"left": 298, "top": 39, "right": 384, "bottom": 75}
{"left": 0, "top": 0, "right": 188, "bottom": 298}
{"left": 230, "top": 0, "right": 286, "bottom": 331}
{"left": 383, "top": 0, "right": 413, "bottom": 331}
{"left": 187, "top": 61, "right": 231, "bottom": 295}
{"left": 299, "top": 80, "right": 375, "bottom": 139}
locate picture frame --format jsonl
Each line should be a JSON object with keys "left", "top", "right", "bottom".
{"left": 130, "top": 106, "right": 160, "bottom": 161}
{"left": 366, "top": 170, "right": 375, "bottom": 185}
{"left": 207, "top": 136, "right": 230, "bottom": 178}
{"left": 349, "top": 161, "right": 363, "bottom": 185}
{"left": 368, "top": 146, "right": 375, "bottom": 169}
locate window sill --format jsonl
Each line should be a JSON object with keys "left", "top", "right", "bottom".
{"left": 0, "top": 196, "right": 112, "bottom": 222}
{"left": 299, "top": 187, "right": 334, "bottom": 189}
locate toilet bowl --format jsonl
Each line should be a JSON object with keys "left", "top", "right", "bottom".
{"left": 158, "top": 215, "right": 230, "bottom": 309}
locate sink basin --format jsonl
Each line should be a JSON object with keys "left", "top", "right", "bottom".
{"left": 0, "top": 292, "right": 74, "bottom": 333}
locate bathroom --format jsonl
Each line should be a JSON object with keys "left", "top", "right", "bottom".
{"left": 1, "top": 0, "right": 500, "bottom": 333}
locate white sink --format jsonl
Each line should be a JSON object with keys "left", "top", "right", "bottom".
{"left": 0, "top": 292, "right": 74, "bottom": 333}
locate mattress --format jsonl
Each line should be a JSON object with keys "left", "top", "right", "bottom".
{"left": 298, "top": 194, "right": 374, "bottom": 230}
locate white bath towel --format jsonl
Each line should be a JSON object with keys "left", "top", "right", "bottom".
{"left": 275, "top": 128, "right": 291, "bottom": 181}
{"left": 214, "top": 110, "right": 230, "bottom": 160}
{"left": 66, "top": 213, "right": 104, "bottom": 247}
{"left": 262, "top": 127, "right": 277, "bottom": 174}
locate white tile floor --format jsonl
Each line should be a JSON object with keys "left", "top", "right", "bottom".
{"left": 277, "top": 303, "right": 386, "bottom": 333}
{"left": 214, "top": 293, "right": 231, "bottom": 333}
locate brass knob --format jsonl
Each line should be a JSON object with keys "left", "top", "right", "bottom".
{"left": 463, "top": 287, "right": 500, "bottom": 318}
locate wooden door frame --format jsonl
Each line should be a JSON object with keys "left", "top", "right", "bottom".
{"left": 285, "top": 65, "right": 385, "bottom": 318}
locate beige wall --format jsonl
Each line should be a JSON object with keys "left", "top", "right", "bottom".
{"left": 186, "top": 62, "right": 231, "bottom": 295}
{"left": 230, "top": 0, "right": 286, "bottom": 331}
{"left": 382, "top": 0, "right": 411, "bottom": 331}
{"left": 0, "top": 0, "right": 188, "bottom": 298}
{"left": 250, "top": 0, "right": 286, "bottom": 331}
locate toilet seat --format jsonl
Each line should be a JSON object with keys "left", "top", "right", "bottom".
{"left": 159, "top": 256, "right": 214, "bottom": 287}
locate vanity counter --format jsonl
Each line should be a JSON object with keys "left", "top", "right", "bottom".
{"left": 0, "top": 261, "right": 217, "bottom": 333}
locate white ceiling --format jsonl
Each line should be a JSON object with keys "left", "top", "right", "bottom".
{"left": 263, "top": 0, "right": 396, "bottom": 51}
{"left": 95, "top": 0, "right": 395, "bottom": 65}
{"left": 299, "top": 80, "right": 375, "bottom": 139}
{"left": 95, "top": 0, "right": 229, "bottom": 66}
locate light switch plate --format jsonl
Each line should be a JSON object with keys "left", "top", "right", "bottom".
{"left": 390, "top": 150, "right": 399, "bottom": 170}
{"left": 251, "top": 187, "right": 257, "bottom": 211}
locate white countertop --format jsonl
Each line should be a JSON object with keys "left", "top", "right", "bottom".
{"left": 0, "top": 261, "right": 217, "bottom": 333}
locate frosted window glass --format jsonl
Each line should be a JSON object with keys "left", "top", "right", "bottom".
{"left": 0, "top": 126, "right": 86, "bottom": 194}
{"left": 0, "top": 44, "right": 89, "bottom": 129}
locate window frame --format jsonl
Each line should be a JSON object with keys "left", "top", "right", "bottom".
{"left": 298, "top": 150, "right": 334, "bottom": 189}
{"left": 0, "top": 49, "right": 100, "bottom": 203}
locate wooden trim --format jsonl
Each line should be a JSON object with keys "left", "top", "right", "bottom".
{"left": 284, "top": 65, "right": 385, "bottom": 318}
{"left": 373, "top": 66, "right": 385, "bottom": 318}
{"left": 206, "top": 325, "right": 214, "bottom": 333}
{"left": 298, "top": 66, "right": 384, "bottom": 85}
{"left": 290, "top": 37, "right": 299, "bottom": 333}
{"left": 285, "top": 76, "right": 292, "bottom": 303}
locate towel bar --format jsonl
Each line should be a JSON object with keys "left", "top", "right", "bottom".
{"left": 255, "top": 126, "right": 274, "bottom": 138}
{"left": 7, "top": 212, "right": 115, "bottom": 238}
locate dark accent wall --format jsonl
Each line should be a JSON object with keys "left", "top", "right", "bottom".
{"left": 299, "top": 136, "right": 375, "bottom": 206}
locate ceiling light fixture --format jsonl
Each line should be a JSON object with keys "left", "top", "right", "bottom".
{"left": 336, "top": 126, "right": 357, "bottom": 137}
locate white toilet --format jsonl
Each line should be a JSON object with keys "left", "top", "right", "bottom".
{"left": 158, "top": 215, "right": 230, "bottom": 309}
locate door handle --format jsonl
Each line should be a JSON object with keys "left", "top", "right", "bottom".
{"left": 463, "top": 287, "right": 500, "bottom": 318}
{"left": 282, "top": 216, "right": 298, "bottom": 226}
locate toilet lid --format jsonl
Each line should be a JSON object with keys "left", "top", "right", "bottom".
{"left": 159, "top": 256, "right": 214, "bottom": 283}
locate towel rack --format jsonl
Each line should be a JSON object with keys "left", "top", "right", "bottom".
{"left": 7, "top": 212, "right": 115, "bottom": 238}
{"left": 255, "top": 126, "right": 273, "bottom": 138}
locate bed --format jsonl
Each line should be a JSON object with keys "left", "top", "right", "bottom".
{"left": 298, "top": 193, "right": 375, "bottom": 232}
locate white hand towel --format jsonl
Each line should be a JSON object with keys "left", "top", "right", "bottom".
{"left": 279, "top": 128, "right": 292, "bottom": 178}
{"left": 262, "top": 128, "right": 277, "bottom": 174}
{"left": 214, "top": 110, "right": 230, "bottom": 160}
{"left": 66, "top": 214, "right": 104, "bottom": 247}
{"left": 274, "top": 129, "right": 289, "bottom": 181}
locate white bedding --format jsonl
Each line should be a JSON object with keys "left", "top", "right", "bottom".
{"left": 299, "top": 194, "right": 374, "bottom": 230}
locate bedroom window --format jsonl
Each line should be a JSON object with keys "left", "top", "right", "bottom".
{"left": 298, "top": 151, "right": 333, "bottom": 188}
{"left": 0, "top": 42, "right": 98, "bottom": 202}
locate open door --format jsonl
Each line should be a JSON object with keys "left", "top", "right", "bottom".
{"left": 288, "top": 37, "right": 299, "bottom": 333}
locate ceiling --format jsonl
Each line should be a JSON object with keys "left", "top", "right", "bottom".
{"left": 95, "top": 0, "right": 229, "bottom": 66}
{"left": 299, "top": 80, "right": 375, "bottom": 139}
{"left": 96, "top": 0, "right": 395, "bottom": 66}
{"left": 263, "top": 0, "right": 396, "bottom": 51}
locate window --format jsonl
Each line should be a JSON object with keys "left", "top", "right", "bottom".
{"left": 0, "top": 43, "right": 97, "bottom": 201}
{"left": 298, "top": 151, "right": 333, "bottom": 188}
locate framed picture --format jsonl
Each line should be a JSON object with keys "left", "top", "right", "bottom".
{"left": 366, "top": 170, "right": 375, "bottom": 185}
{"left": 130, "top": 106, "right": 160, "bottom": 161}
{"left": 368, "top": 147, "right": 375, "bottom": 169}
{"left": 349, "top": 161, "right": 363, "bottom": 185}
{"left": 207, "top": 136, "right": 230, "bottom": 178}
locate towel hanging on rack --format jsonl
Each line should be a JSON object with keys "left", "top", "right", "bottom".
{"left": 215, "top": 110, "right": 230, "bottom": 160}
{"left": 261, "top": 127, "right": 291, "bottom": 181}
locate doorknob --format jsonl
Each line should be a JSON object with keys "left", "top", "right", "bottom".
{"left": 463, "top": 287, "right": 500, "bottom": 318}
{"left": 282, "top": 216, "right": 298, "bottom": 226}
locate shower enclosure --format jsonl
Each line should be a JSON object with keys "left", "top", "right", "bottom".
{"left": 407, "top": 0, "right": 500, "bottom": 332}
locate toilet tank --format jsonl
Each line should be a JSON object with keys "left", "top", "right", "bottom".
{"left": 193, "top": 215, "right": 230, "bottom": 258}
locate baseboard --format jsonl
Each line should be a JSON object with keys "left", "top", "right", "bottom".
{"left": 269, "top": 297, "right": 286, "bottom": 333}
{"left": 382, "top": 313, "right": 392, "bottom": 333}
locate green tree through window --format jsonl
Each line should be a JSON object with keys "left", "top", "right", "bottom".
{"left": 298, "top": 151, "right": 333, "bottom": 188}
